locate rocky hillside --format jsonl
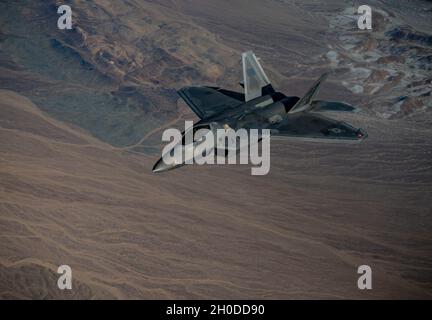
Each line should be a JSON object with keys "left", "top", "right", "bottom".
{"left": 0, "top": 0, "right": 239, "bottom": 147}
{"left": 1, "top": 0, "right": 431, "bottom": 148}
{"left": 326, "top": 5, "right": 432, "bottom": 118}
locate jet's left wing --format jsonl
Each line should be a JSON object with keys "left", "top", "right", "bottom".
{"left": 178, "top": 86, "right": 243, "bottom": 119}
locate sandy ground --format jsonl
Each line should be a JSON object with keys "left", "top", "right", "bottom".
{"left": 1, "top": 89, "right": 431, "bottom": 299}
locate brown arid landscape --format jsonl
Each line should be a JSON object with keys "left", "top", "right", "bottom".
{"left": 0, "top": 0, "right": 432, "bottom": 299}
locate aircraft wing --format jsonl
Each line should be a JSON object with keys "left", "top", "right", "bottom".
{"left": 311, "top": 100, "right": 360, "bottom": 113}
{"left": 265, "top": 113, "right": 365, "bottom": 141}
{"left": 178, "top": 86, "right": 243, "bottom": 119}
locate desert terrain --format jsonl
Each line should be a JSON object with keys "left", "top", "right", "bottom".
{"left": 0, "top": 0, "right": 431, "bottom": 299}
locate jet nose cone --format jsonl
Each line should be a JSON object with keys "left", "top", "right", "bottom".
{"left": 152, "top": 157, "right": 172, "bottom": 173}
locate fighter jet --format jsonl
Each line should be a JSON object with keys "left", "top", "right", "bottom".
{"left": 153, "top": 51, "right": 367, "bottom": 172}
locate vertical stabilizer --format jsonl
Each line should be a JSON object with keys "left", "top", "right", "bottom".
{"left": 242, "top": 51, "right": 274, "bottom": 102}
{"left": 289, "top": 73, "right": 329, "bottom": 114}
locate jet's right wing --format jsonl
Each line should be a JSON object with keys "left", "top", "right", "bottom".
{"left": 266, "top": 112, "right": 366, "bottom": 141}
{"left": 289, "top": 73, "right": 328, "bottom": 114}
{"left": 310, "top": 100, "right": 360, "bottom": 113}
{"left": 178, "top": 86, "right": 243, "bottom": 119}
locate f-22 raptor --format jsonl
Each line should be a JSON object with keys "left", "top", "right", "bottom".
{"left": 153, "top": 51, "right": 367, "bottom": 172}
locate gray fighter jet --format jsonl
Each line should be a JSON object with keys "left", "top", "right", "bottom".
{"left": 153, "top": 51, "right": 367, "bottom": 172}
